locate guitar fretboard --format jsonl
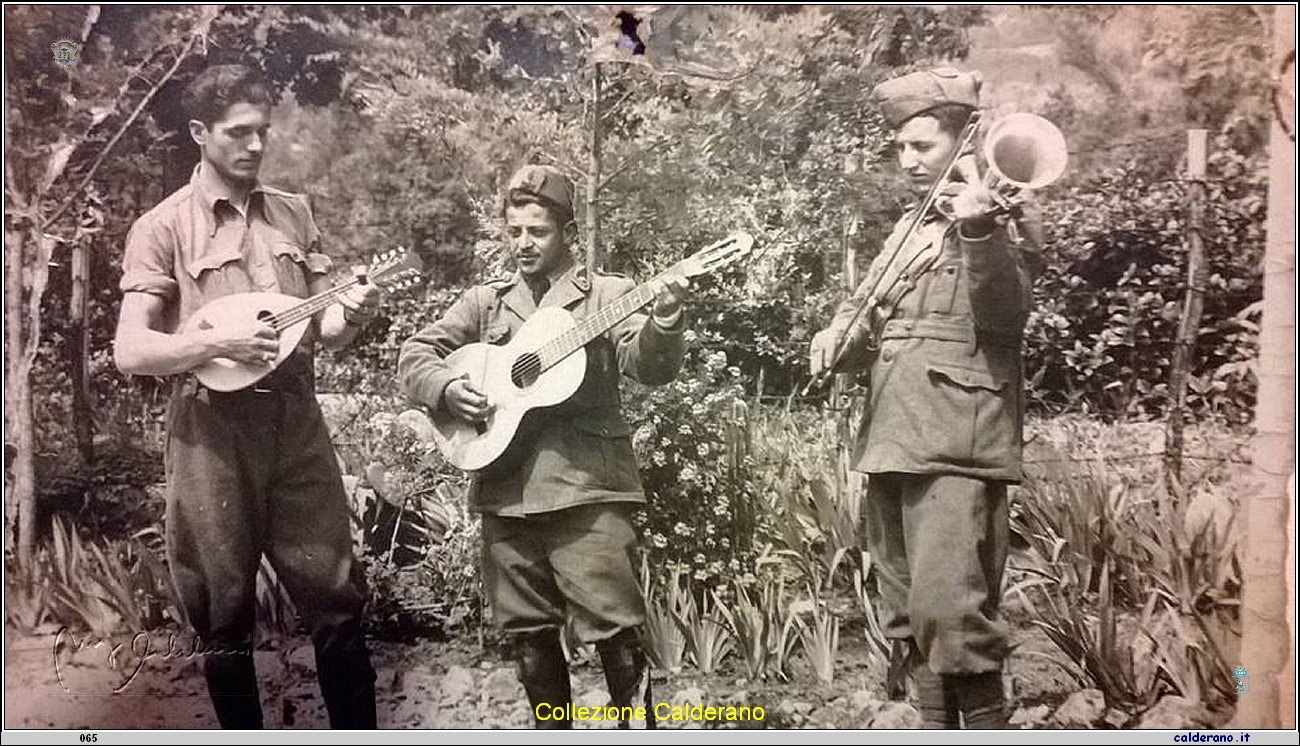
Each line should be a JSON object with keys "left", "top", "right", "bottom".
{"left": 530, "top": 275, "right": 669, "bottom": 373}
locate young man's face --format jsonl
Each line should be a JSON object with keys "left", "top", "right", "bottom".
{"left": 894, "top": 114, "right": 957, "bottom": 196}
{"left": 191, "top": 101, "right": 271, "bottom": 187}
{"left": 504, "top": 202, "right": 572, "bottom": 278}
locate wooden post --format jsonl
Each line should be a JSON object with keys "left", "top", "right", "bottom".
{"left": 1164, "top": 129, "right": 1209, "bottom": 499}
{"left": 1236, "top": 3, "right": 1296, "bottom": 728}
{"left": 69, "top": 238, "right": 94, "bottom": 467}
{"left": 836, "top": 152, "right": 863, "bottom": 518}
{"left": 585, "top": 62, "right": 603, "bottom": 274}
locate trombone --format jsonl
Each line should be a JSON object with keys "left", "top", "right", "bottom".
{"left": 803, "top": 111, "right": 1068, "bottom": 395}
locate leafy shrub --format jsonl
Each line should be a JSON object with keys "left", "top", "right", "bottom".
{"left": 626, "top": 349, "right": 765, "bottom": 587}
{"left": 1028, "top": 142, "right": 1266, "bottom": 422}
{"left": 1010, "top": 419, "right": 1244, "bottom": 712}
{"left": 5, "top": 515, "right": 179, "bottom": 636}
{"left": 350, "top": 408, "right": 481, "bottom": 638}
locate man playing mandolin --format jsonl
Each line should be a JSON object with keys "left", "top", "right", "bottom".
{"left": 399, "top": 164, "right": 689, "bottom": 729}
{"left": 808, "top": 68, "right": 1046, "bottom": 728}
{"left": 113, "top": 63, "right": 378, "bottom": 728}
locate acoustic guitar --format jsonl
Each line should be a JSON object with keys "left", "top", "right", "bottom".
{"left": 185, "top": 249, "right": 423, "bottom": 391}
{"left": 430, "top": 232, "right": 754, "bottom": 471}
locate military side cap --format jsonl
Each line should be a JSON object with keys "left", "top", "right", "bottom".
{"left": 873, "top": 67, "right": 982, "bottom": 128}
{"left": 505, "top": 164, "right": 575, "bottom": 217}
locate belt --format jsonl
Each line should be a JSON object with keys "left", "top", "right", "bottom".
{"left": 177, "top": 367, "right": 313, "bottom": 397}
{"left": 879, "top": 317, "right": 1020, "bottom": 348}
{"left": 880, "top": 317, "right": 977, "bottom": 343}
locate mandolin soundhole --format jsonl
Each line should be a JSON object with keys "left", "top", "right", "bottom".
{"left": 510, "top": 352, "right": 542, "bottom": 389}
{"left": 256, "top": 309, "right": 274, "bottom": 322}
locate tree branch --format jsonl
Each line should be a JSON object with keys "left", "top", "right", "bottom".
{"left": 42, "top": 6, "right": 223, "bottom": 230}
{"left": 597, "top": 139, "right": 669, "bottom": 191}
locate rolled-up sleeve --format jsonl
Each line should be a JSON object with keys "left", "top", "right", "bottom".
{"left": 119, "top": 217, "right": 179, "bottom": 300}
{"left": 298, "top": 196, "right": 334, "bottom": 278}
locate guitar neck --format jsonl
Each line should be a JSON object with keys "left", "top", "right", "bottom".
{"left": 533, "top": 274, "right": 669, "bottom": 372}
{"left": 268, "top": 279, "right": 361, "bottom": 331}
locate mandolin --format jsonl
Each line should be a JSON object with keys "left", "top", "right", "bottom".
{"left": 185, "top": 249, "right": 423, "bottom": 391}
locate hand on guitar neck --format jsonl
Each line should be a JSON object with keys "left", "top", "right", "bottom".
{"left": 335, "top": 266, "right": 382, "bottom": 330}
{"left": 440, "top": 273, "right": 691, "bottom": 428}
{"left": 650, "top": 273, "right": 691, "bottom": 324}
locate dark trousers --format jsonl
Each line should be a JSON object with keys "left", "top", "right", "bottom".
{"left": 863, "top": 472, "right": 1010, "bottom": 675}
{"left": 165, "top": 375, "right": 376, "bottom": 728}
{"left": 482, "top": 504, "right": 652, "bottom": 728}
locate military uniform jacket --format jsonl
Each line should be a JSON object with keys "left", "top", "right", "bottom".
{"left": 399, "top": 262, "right": 686, "bottom": 515}
{"left": 827, "top": 207, "right": 1043, "bottom": 482}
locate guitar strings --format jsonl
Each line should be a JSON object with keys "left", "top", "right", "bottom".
{"left": 508, "top": 283, "right": 659, "bottom": 385}
{"left": 266, "top": 264, "right": 414, "bottom": 329}
{"left": 492, "top": 237, "right": 742, "bottom": 386}
{"left": 269, "top": 283, "right": 355, "bottom": 330}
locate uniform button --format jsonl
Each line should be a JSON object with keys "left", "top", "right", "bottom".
{"left": 601, "top": 427, "right": 609, "bottom": 436}
{"left": 881, "top": 348, "right": 894, "bottom": 363}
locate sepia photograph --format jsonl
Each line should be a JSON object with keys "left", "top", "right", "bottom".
{"left": 3, "top": 3, "right": 1296, "bottom": 737}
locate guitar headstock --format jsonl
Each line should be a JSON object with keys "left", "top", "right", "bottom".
{"left": 676, "top": 232, "right": 755, "bottom": 278}
{"left": 367, "top": 248, "right": 425, "bottom": 292}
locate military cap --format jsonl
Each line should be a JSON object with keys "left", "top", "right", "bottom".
{"left": 872, "top": 67, "right": 982, "bottom": 128}
{"left": 505, "top": 164, "right": 575, "bottom": 217}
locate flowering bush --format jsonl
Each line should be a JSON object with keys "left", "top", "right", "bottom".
{"left": 626, "top": 348, "right": 767, "bottom": 589}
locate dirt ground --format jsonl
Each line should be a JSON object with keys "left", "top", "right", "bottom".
{"left": 4, "top": 615, "right": 1083, "bottom": 731}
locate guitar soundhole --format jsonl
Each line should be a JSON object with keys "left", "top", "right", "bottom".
{"left": 510, "top": 352, "right": 542, "bottom": 389}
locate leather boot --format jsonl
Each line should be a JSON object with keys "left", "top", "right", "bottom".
{"left": 885, "top": 638, "right": 917, "bottom": 702}
{"left": 913, "top": 665, "right": 959, "bottom": 729}
{"left": 953, "top": 671, "right": 1007, "bottom": 729}
{"left": 204, "top": 646, "right": 263, "bottom": 729}
{"left": 597, "top": 628, "right": 655, "bottom": 729}
{"left": 517, "top": 629, "right": 572, "bottom": 729}
{"left": 314, "top": 620, "right": 378, "bottom": 729}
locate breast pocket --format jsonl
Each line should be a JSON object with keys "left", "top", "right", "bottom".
{"left": 182, "top": 244, "right": 245, "bottom": 299}
{"left": 918, "top": 261, "right": 963, "bottom": 316}
{"left": 270, "top": 241, "right": 312, "bottom": 298}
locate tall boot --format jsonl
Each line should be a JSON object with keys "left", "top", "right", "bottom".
{"left": 885, "top": 638, "right": 918, "bottom": 702}
{"left": 953, "top": 671, "right": 1007, "bottom": 729}
{"left": 314, "top": 620, "right": 378, "bottom": 729}
{"left": 913, "top": 665, "right": 959, "bottom": 729}
{"left": 204, "top": 647, "right": 263, "bottom": 729}
{"left": 597, "top": 628, "right": 655, "bottom": 729}
{"left": 517, "top": 628, "right": 572, "bottom": 729}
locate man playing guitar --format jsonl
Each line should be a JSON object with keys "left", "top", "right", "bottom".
{"left": 399, "top": 165, "right": 689, "bottom": 729}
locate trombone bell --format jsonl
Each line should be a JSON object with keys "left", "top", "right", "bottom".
{"left": 983, "top": 113, "right": 1068, "bottom": 190}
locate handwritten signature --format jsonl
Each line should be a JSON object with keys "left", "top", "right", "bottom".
{"left": 52, "top": 627, "right": 251, "bottom": 693}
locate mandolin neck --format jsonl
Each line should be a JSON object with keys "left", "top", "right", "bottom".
{"left": 268, "top": 278, "right": 362, "bottom": 331}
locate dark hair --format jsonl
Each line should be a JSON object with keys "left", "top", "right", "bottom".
{"left": 181, "top": 64, "right": 274, "bottom": 126}
{"left": 916, "top": 103, "right": 977, "bottom": 138}
{"left": 504, "top": 190, "right": 575, "bottom": 227}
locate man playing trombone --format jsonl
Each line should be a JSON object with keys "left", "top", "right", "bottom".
{"left": 808, "top": 68, "right": 1051, "bottom": 729}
